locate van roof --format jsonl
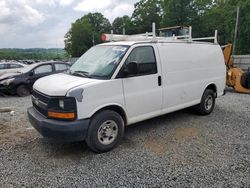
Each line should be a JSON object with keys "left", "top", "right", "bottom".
{"left": 99, "top": 40, "right": 218, "bottom": 46}
{"left": 99, "top": 41, "right": 143, "bottom": 46}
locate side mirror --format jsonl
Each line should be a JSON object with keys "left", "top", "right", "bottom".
{"left": 29, "top": 71, "right": 34, "bottom": 76}
{"left": 125, "top": 62, "right": 138, "bottom": 76}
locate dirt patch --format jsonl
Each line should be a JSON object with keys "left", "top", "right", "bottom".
{"left": 143, "top": 127, "right": 199, "bottom": 156}
{"left": 144, "top": 138, "right": 168, "bottom": 155}
{"left": 0, "top": 114, "right": 35, "bottom": 148}
{"left": 0, "top": 123, "right": 10, "bottom": 134}
{"left": 174, "top": 127, "right": 198, "bottom": 140}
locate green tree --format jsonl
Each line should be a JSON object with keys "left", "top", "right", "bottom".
{"left": 112, "top": 15, "right": 132, "bottom": 34}
{"left": 199, "top": 0, "right": 250, "bottom": 54}
{"left": 231, "top": 0, "right": 250, "bottom": 54}
{"left": 64, "top": 13, "right": 111, "bottom": 57}
{"left": 64, "top": 17, "right": 92, "bottom": 57}
{"left": 86, "top": 12, "right": 111, "bottom": 45}
{"left": 131, "top": 0, "right": 163, "bottom": 33}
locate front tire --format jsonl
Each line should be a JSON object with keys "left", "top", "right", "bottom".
{"left": 194, "top": 89, "right": 216, "bottom": 115}
{"left": 86, "top": 110, "right": 125, "bottom": 153}
{"left": 16, "top": 85, "right": 30, "bottom": 97}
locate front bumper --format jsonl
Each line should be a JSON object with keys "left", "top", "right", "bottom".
{"left": 0, "top": 84, "right": 8, "bottom": 91}
{"left": 0, "top": 84, "right": 15, "bottom": 94}
{"left": 27, "top": 107, "right": 90, "bottom": 142}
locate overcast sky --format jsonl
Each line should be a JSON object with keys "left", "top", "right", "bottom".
{"left": 0, "top": 0, "right": 138, "bottom": 48}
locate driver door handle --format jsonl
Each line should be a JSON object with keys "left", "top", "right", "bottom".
{"left": 158, "top": 76, "right": 162, "bottom": 86}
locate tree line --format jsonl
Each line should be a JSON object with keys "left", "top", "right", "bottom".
{"left": 65, "top": 0, "right": 250, "bottom": 57}
{"left": 0, "top": 48, "right": 68, "bottom": 60}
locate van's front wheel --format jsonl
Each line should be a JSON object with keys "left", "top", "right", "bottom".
{"left": 194, "top": 89, "right": 216, "bottom": 115}
{"left": 86, "top": 110, "right": 124, "bottom": 153}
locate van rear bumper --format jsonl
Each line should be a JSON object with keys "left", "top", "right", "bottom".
{"left": 27, "top": 107, "right": 90, "bottom": 142}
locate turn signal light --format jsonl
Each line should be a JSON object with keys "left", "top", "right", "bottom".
{"left": 48, "top": 111, "right": 75, "bottom": 120}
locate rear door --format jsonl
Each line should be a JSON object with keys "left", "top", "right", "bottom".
{"left": 54, "top": 63, "right": 70, "bottom": 73}
{"left": 120, "top": 44, "right": 163, "bottom": 124}
{"left": 0, "top": 64, "right": 8, "bottom": 70}
{"left": 9, "top": 64, "right": 23, "bottom": 69}
{"left": 0, "top": 64, "right": 9, "bottom": 75}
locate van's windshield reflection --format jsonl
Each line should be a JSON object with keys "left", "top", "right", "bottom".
{"left": 70, "top": 45, "right": 129, "bottom": 79}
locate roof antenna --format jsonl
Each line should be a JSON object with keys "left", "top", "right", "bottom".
{"left": 152, "top": 22, "right": 156, "bottom": 42}
{"left": 214, "top": 30, "right": 218, "bottom": 44}
{"left": 111, "top": 30, "right": 114, "bottom": 41}
{"left": 189, "top": 26, "right": 192, "bottom": 42}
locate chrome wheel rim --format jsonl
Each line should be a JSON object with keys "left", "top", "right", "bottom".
{"left": 97, "top": 120, "right": 118, "bottom": 145}
{"left": 205, "top": 95, "right": 213, "bottom": 111}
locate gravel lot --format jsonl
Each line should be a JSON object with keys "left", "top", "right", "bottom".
{"left": 0, "top": 89, "right": 249, "bottom": 187}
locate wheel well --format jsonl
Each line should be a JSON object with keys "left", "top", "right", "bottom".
{"left": 206, "top": 84, "right": 217, "bottom": 97}
{"left": 93, "top": 105, "right": 127, "bottom": 125}
{"left": 15, "top": 83, "right": 29, "bottom": 89}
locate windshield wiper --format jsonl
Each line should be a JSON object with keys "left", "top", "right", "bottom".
{"left": 71, "top": 70, "right": 91, "bottom": 78}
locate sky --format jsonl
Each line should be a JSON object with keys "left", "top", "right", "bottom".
{"left": 0, "top": 0, "right": 138, "bottom": 49}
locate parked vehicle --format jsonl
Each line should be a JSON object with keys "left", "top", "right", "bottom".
{"left": 28, "top": 24, "right": 226, "bottom": 153}
{"left": 223, "top": 44, "right": 250, "bottom": 94}
{"left": 0, "top": 62, "right": 27, "bottom": 76}
{"left": 0, "top": 61, "right": 70, "bottom": 97}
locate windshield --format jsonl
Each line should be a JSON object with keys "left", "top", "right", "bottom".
{"left": 70, "top": 45, "right": 128, "bottom": 79}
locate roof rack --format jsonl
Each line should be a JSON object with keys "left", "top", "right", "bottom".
{"left": 101, "top": 23, "right": 218, "bottom": 44}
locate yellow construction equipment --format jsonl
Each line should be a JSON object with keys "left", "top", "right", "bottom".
{"left": 223, "top": 44, "right": 250, "bottom": 94}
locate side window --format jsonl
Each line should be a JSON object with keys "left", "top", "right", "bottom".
{"left": 55, "top": 63, "right": 69, "bottom": 71}
{"left": 9, "top": 64, "right": 23, "bottom": 68}
{"left": 34, "top": 64, "right": 52, "bottom": 75}
{"left": 125, "top": 46, "right": 157, "bottom": 76}
{"left": 0, "top": 64, "right": 7, "bottom": 69}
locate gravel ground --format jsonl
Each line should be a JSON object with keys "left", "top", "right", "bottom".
{"left": 0, "top": 89, "right": 249, "bottom": 187}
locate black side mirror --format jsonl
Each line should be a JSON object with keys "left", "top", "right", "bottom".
{"left": 29, "top": 71, "right": 34, "bottom": 76}
{"left": 125, "top": 61, "right": 138, "bottom": 76}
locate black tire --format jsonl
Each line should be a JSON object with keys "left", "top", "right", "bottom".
{"left": 241, "top": 72, "right": 250, "bottom": 89}
{"left": 16, "top": 85, "right": 30, "bottom": 97}
{"left": 194, "top": 89, "right": 216, "bottom": 115}
{"left": 86, "top": 110, "right": 125, "bottom": 153}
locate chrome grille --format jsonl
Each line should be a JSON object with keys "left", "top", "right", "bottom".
{"left": 32, "top": 89, "right": 49, "bottom": 117}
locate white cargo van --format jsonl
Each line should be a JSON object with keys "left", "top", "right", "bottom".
{"left": 28, "top": 26, "right": 226, "bottom": 152}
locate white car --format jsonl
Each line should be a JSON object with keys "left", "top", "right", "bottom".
{"left": 28, "top": 30, "right": 226, "bottom": 153}
{"left": 0, "top": 62, "right": 27, "bottom": 76}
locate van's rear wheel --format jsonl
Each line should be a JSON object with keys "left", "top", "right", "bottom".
{"left": 86, "top": 110, "right": 124, "bottom": 153}
{"left": 194, "top": 89, "right": 216, "bottom": 115}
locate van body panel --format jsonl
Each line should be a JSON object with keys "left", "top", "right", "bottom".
{"left": 119, "top": 43, "right": 163, "bottom": 124}
{"left": 122, "top": 73, "right": 162, "bottom": 125}
{"left": 33, "top": 73, "right": 101, "bottom": 96}
{"left": 157, "top": 43, "right": 226, "bottom": 111}
{"left": 70, "top": 79, "right": 125, "bottom": 120}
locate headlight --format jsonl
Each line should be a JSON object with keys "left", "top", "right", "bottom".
{"left": 47, "top": 97, "right": 77, "bottom": 120}
{"left": 59, "top": 99, "right": 64, "bottom": 109}
{"left": 0, "top": 78, "right": 15, "bottom": 85}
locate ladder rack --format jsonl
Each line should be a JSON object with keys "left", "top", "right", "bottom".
{"left": 101, "top": 23, "right": 218, "bottom": 44}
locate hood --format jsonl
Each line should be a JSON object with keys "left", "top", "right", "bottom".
{"left": 33, "top": 73, "right": 98, "bottom": 96}
{"left": 0, "top": 72, "right": 21, "bottom": 80}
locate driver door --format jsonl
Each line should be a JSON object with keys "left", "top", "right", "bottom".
{"left": 121, "top": 45, "right": 163, "bottom": 124}
{"left": 29, "top": 64, "right": 53, "bottom": 86}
